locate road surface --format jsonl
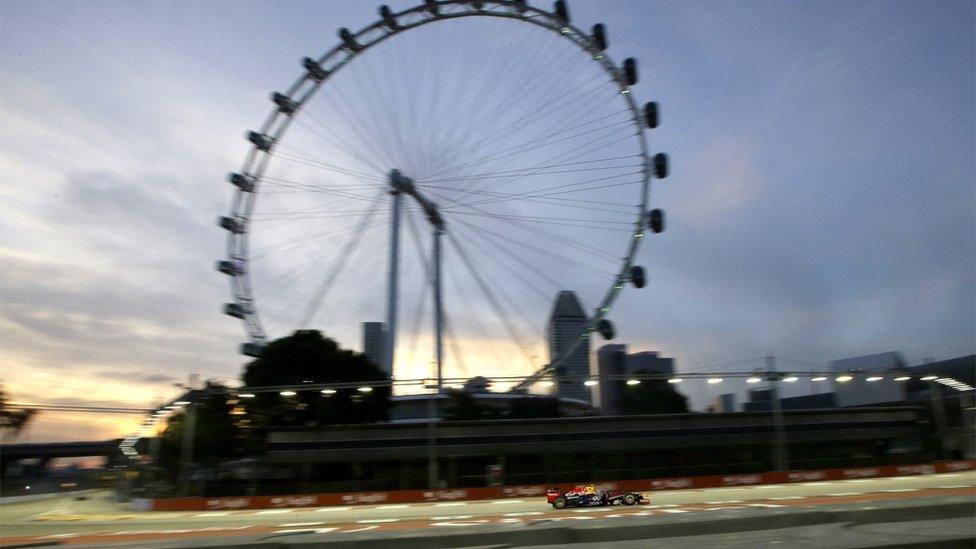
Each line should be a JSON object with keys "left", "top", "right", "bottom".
{"left": 1, "top": 471, "right": 973, "bottom": 547}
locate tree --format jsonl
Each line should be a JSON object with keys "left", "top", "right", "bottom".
{"left": 157, "top": 381, "right": 245, "bottom": 480}
{"left": 241, "top": 330, "right": 391, "bottom": 429}
{"left": 0, "top": 385, "right": 37, "bottom": 437}
{"left": 619, "top": 371, "right": 690, "bottom": 415}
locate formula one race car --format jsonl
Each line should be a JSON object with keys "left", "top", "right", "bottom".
{"left": 546, "top": 485, "right": 651, "bottom": 509}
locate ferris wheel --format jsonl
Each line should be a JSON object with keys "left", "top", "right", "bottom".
{"left": 217, "top": 0, "right": 669, "bottom": 392}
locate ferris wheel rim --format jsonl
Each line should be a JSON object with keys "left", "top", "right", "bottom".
{"left": 221, "top": 0, "right": 658, "bottom": 384}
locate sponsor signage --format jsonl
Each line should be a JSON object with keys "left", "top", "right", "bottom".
{"left": 145, "top": 460, "right": 974, "bottom": 511}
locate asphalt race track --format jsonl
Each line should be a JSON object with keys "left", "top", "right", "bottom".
{"left": 1, "top": 471, "right": 973, "bottom": 547}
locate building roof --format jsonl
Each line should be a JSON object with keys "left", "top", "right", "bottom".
{"left": 549, "top": 290, "right": 587, "bottom": 321}
{"left": 830, "top": 351, "right": 906, "bottom": 372}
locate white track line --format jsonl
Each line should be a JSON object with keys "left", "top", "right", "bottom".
{"left": 373, "top": 504, "right": 409, "bottom": 510}
{"left": 315, "top": 506, "right": 351, "bottom": 512}
{"left": 255, "top": 509, "right": 292, "bottom": 515}
{"left": 356, "top": 518, "right": 399, "bottom": 524}
{"left": 504, "top": 511, "right": 544, "bottom": 517}
{"left": 660, "top": 508, "right": 689, "bottom": 513}
{"left": 343, "top": 525, "right": 378, "bottom": 533}
{"left": 434, "top": 502, "right": 466, "bottom": 507}
{"left": 194, "top": 511, "right": 232, "bottom": 517}
{"left": 280, "top": 522, "right": 326, "bottom": 527}
{"left": 431, "top": 515, "right": 473, "bottom": 520}
{"left": 490, "top": 499, "right": 524, "bottom": 504}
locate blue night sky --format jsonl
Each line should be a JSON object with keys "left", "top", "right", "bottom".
{"left": 1, "top": 1, "right": 973, "bottom": 439}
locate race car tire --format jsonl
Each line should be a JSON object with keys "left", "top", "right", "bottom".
{"left": 623, "top": 493, "right": 637, "bottom": 506}
{"left": 553, "top": 496, "right": 568, "bottom": 509}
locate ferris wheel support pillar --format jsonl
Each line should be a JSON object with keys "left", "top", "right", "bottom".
{"left": 433, "top": 225, "right": 444, "bottom": 390}
{"left": 385, "top": 189, "right": 403, "bottom": 379}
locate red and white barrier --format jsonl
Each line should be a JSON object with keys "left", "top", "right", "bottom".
{"left": 135, "top": 460, "right": 975, "bottom": 512}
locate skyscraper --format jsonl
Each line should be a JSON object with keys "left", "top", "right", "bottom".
{"left": 362, "top": 322, "right": 387, "bottom": 372}
{"left": 547, "top": 291, "right": 592, "bottom": 405}
{"left": 597, "top": 344, "right": 628, "bottom": 415}
{"left": 626, "top": 351, "right": 674, "bottom": 376}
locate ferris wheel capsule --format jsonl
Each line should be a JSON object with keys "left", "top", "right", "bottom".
{"left": 247, "top": 131, "right": 274, "bottom": 152}
{"left": 223, "top": 303, "right": 252, "bottom": 319}
{"left": 241, "top": 342, "right": 266, "bottom": 358}
{"left": 218, "top": 216, "right": 245, "bottom": 234}
{"left": 644, "top": 102, "right": 659, "bottom": 129}
{"left": 216, "top": 260, "right": 244, "bottom": 276}
{"left": 228, "top": 172, "right": 256, "bottom": 192}
{"left": 339, "top": 28, "right": 362, "bottom": 52}
{"left": 271, "top": 92, "right": 298, "bottom": 115}
{"left": 653, "top": 152, "right": 668, "bottom": 179}
{"left": 554, "top": 1, "right": 570, "bottom": 24}
{"left": 648, "top": 209, "right": 665, "bottom": 233}
{"left": 302, "top": 57, "right": 328, "bottom": 81}
{"left": 379, "top": 5, "right": 399, "bottom": 29}
{"left": 591, "top": 24, "right": 608, "bottom": 52}
{"left": 596, "top": 318, "right": 615, "bottom": 340}
{"left": 630, "top": 265, "right": 646, "bottom": 288}
{"left": 623, "top": 58, "right": 638, "bottom": 86}
{"left": 425, "top": 0, "right": 440, "bottom": 16}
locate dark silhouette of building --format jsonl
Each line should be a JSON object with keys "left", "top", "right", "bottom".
{"left": 547, "top": 291, "right": 591, "bottom": 405}
{"left": 597, "top": 344, "right": 627, "bottom": 415}
{"left": 626, "top": 351, "right": 674, "bottom": 376}
{"left": 361, "top": 322, "right": 386, "bottom": 369}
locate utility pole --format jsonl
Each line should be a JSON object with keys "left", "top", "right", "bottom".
{"left": 766, "top": 356, "right": 789, "bottom": 471}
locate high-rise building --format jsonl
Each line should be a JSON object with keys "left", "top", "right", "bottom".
{"left": 597, "top": 344, "right": 628, "bottom": 415}
{"left": 362, "top": 322, "right": 387, "bottom": 372}
{"left": 830, "top": 352, "right": 907, "bottom": 407}
{"left": 548, "top": 291, "right": 591, "bottom": 405}
{"left": 626, "top": 351, "right": 674, "bottom": 376}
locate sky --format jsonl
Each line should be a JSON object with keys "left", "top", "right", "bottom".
{"left": 1, "top": 0, "right": 973, "bottom": 441}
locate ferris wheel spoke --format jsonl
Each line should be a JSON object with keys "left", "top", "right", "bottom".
{"left": 251, "top": 215, "right": 386, "bottom": 263}
{"left": 449, "top": 222, "right": 558, "bottom": 301}
{"left": 436, "top": 115, "right": 636, "bottom": 202}
{"left": 424, "top": 75, "right": 615, "bottom": 181}
{"left": 295, "top": 112, "right": 388, "bottom": 176}
{"left": 418, "top": 185, "right": 621, "bottom": 263}
{"left": 434, "top": 40, "right": 601, "bottom": 175}
{"left": 419, "top": 182, "right": 637, "bottom": 217}
{"left": 273, "top": 142, "right": 385, "bottom": 182}
{"left": 422, "top": 109, "right": 632, "bottom": 186}
{"left": 458, "top": 134, "right": 642, "bottom": 205}
{"left": 445, "top": 231, "right": 540, "bottom": 366}
{"left": 453, "top": 217, "right": 616, "bottom": 279}
{"left": 295, "top": 196, "right": 385, "bottom": 329}
{"left": 447, "top": 169, "right": 641, "bottom": 210}
{"left": 321, "top": 84, "right": 401, "bottom": 169}
{"left": 420, "top": 23, "right": 547, "bottom": 175}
